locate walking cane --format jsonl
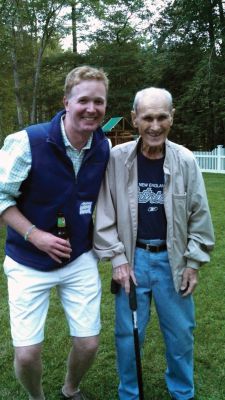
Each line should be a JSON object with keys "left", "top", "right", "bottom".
{"left": 111, "top": 278, "right": 144, "bottom": 400}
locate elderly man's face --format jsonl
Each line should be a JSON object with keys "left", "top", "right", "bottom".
{"left": 131, "top": 92, "right": 174, "bottom": 155}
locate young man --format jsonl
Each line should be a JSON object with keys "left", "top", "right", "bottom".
{"left": 0, "top": 66, "right": 110, "bottom": 400}
{"left": 94, "top": 87, "right": 215, "bottom": 400}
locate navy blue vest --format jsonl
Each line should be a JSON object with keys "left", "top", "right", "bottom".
{"left": 6, "top": 110, "right": 109, "bottom": 271}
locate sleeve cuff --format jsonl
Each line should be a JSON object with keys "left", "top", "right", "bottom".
{"left": 0, "top": 200, "right": 17, "bottom": 215}
{"left": 111, "top": 253, "right": 129, "bottom": 268}
{"left": 186, "top": 260, "right": 200, "bottom": 270}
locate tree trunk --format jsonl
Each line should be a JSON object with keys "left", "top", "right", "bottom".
{"left": 71, "top": 1, "right": 77, "bottom": 54}
{"left": 30, "top": 42, "right": 45, "bottom": 124}
{"left": 206, "top": 0, "right": 217, "bottom": 147}
{"left": 207, "top": 0, "right": 216, "bottom": 52}
{"left": 217, "top": 0, "right": 225, "bottom": 54}
{"left": 11, "top": 27, "right": 23, "bottom": 128}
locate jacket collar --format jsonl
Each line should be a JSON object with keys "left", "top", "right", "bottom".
{"left": 125, "top": 137, "right": 172, "bottom": 177}
{"left": 163, "top": 139, "right": 171, "bottom": 176}
{"left": 125, "top": 138, "right": 141, "bottom": 169}
{"left": 47, "top": 110, "right": 66, "bottom": 150}
{"left": 47, "top": 109, "right": 106, "bottom": 151}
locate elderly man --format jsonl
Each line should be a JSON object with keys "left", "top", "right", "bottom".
{"left": 0, "top": 66, "right": 109, "bottom": 400}
{"left": 94, "top": 87, "right": 214, "bottom": 400}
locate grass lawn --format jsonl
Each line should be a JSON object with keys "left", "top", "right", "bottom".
{"left": 0, "top": 173, "right": 224, "bottom": 399}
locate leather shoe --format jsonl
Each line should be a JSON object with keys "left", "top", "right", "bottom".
{"left": 60, "top": 389, "right": 88, "bottom": 400}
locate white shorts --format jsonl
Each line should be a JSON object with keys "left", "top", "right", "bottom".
{"left": 3, "top": 250, "right": 101, "bottom": 347}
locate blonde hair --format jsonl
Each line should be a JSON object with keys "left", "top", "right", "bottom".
{"left": 64, "top": 65, "right": 109, "bottom": 98}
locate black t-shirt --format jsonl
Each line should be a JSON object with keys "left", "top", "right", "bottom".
{"left": 137, "top": 152, "right": 167, "bottom": 240}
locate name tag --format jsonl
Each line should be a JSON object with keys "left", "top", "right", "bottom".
{"left": 79, "top": 202, "right": 92, "bottom": 215}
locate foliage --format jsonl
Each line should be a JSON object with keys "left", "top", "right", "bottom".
{"left": 151, "top": 0, "right": 225, "bottom": 149}
{"left": 38, "top": 50, "right": 86, "bottom": 120}
{"left": 90, "top": 0, "right": 150, "bottom": 45}
{"left": 0, "top": 0, "right": 69, "bottom": 129}
{"left": 0, "top": 173, "right": 225, "bottom": 399}
{"left": 85, "top": 40, "right": 146, "bottom": 122}
{"left": 0, "top": 0, "right": 224, "bottom": 149}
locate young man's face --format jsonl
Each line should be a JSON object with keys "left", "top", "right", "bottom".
{"left": 64, "top": 79, "right": 107, "bottom": 136}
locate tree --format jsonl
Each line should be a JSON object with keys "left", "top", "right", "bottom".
{"left": 0, "top": 0, "right": 68, "bottom": 127}
{"left": 38, "top": 50, "right": 85, "bottom": 120}
{"left": 150, "top": 0, "right": 225, "bottom": 148}
{"left": 86, "top": 40, "right": 146, "bottom": 122}
{"left": 63, "top": 0, "right": 106, "bottom": 54}
{"left": 0, "top": 0, "right": 224, "bottom": 149}
{"left": 90, "top": 0, "right": 151, "bottom": 45}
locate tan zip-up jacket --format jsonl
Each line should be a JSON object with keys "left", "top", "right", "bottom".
{"left": 94, "top": 139, "right": 215, "bottom": 292}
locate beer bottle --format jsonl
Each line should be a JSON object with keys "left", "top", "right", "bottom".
{"left": 57, "top": 212, "right": 69, "bottom": 264}
{"left": 57, "top": 212, "right": 68, "bottom": 240}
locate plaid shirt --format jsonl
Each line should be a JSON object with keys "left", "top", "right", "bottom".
{"left": 0, "top": 118, "right": 93, "bottom": 214}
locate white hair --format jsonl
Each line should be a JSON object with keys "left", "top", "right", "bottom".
{"left": 133, "top": 87, "right": 173, "bottom": 113}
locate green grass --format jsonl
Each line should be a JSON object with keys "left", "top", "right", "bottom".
{"left": 0, "top": 172, "right": 225, "bottom": 399}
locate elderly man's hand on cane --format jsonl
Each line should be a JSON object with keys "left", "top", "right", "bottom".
{"left": 112, "top": 263, "right": 137, "bottom": 294}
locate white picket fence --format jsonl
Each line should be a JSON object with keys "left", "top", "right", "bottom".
{"left": 193, "top": 145, "right": 225, "bottom": 174}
